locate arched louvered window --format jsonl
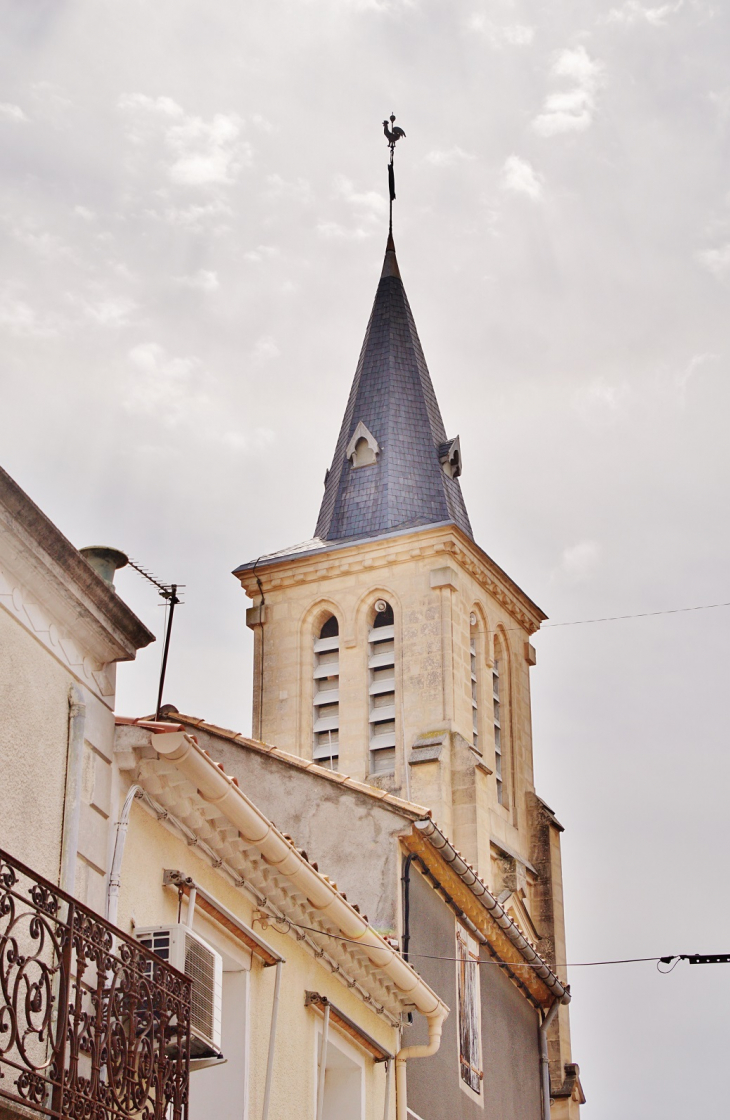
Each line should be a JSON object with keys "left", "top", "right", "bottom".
{"left": 368, "top": 601, "right": 395, "bottom": 774}
{"left": 470, "top": 613, "right": 479, "bottom": 752}
{"left": 313, "top": 614, "right": 339, "bottom": 770}
{"left": 492, "top": 638, "right": 503, "bottom": 804}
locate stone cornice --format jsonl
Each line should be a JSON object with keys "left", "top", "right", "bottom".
{"left": 0, "top": 467, "right": 154, "bottom": 669}
{"left": 0, "top": 555, "right": 116, "bottom": 701}
{"left": 236, "top": 524, "right": 546, "bottom": 635}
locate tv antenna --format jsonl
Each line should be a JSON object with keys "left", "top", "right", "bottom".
{"left": 127, "top": 558, "right": 185, "bottom": 721}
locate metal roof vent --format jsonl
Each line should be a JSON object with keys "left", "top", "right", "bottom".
{"left": 79, "top": 546, "right": 129, "bottom": 587}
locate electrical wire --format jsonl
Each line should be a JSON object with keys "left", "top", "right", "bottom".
{"left": 255, "top": 914, "right": 699, "bottom": 971}
{"left": 487, "top": 599, "right": 730, "bottom": 637}
{"left": 543, "top": 600, "right": 730, "bottom": 629}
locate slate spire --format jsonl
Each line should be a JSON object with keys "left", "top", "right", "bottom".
{"left": 315, "top": 236, "right": 473, "bottom": 543}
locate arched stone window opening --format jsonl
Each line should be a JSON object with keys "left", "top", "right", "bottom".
{"left": 469, "top": 612, "right": 479, "bottom": 752}
{"left": 313, "top": 614, "right": 340, "bottom": 771}
{"left": 492, "top": 637, "right": 504, "bottom": 804}
{"left": 368, "top": 600, "right": 396, "bottom": 775}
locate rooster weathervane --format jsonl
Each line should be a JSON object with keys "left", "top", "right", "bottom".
{"left": 383, "top": 113, "right": 406, "bottom": 233}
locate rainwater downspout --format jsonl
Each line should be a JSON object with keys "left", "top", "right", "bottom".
{"left": 539, "top": 995, "right": 569, "bottom": 1120}
{"left": 59, "top": 686, "right": 86, "bottom": 895}
{"left": 383, "top": 1058, "right": 393, "bottom": 1120}
{"left": 261, "top": 959, "right": 283, "bottom": 1120}
{"left": 106, "top": 783, "right": 141, "bottom": 925}
{"left": 315, "top": 1001, "right": 331, "bottom": 1120}
{"left": 401, "top": 853, "right": 416, "bottom": 961}
{"left": 395, "top": 1009, "right": 447, "bottom": 1120}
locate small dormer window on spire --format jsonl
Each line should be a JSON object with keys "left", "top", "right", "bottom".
{"left": 438, "top": 436, "right": 462, "bottom": 479}
{"left": 346, "top": 422, "right": 379, "bottom": 469}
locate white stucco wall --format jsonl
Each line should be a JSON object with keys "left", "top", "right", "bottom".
{"left": 0, "top": 599, "right": 119, "bottom": 909}
{"left": 117, "top": 801, "right": 398, "bottom": 1120}
{"left": 0, "top": 606, "right": 70, "bottom": 881}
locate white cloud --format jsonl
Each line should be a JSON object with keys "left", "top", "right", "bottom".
{"left": 573, "top": 377, "right": 630, "bottom": 415}
{"left": 334, "top": 175, "right": 388, "bottom": 218}
{"left": 697, "top": 243, "right": 730, "bottom": 277}
{"left": 559, "top": 540, "right": 601, "bottom": 580}
{"left": 533, "top": 46, "right": 604, "bottom": 136}
{"left": 250, "top": 335, "right": 280, "bottom": 363}
{"left": 675, "top": 352, "right": 717, "bottom": 400}
{"left": 117, "top": 93, "right": 184, "bottom": 117}
{"left": 500, "top": 155, "right": 544, "bottom": 200}
{"left": 606, "top": 0, "right": 683, "bottom": 25}
{"left": 265, "top": 174, "right": 313, "bottom": 202}
{"left": 0, "top": 103, "right": 28, "bottom": 123}
{"left": 317, "top": 221, "right": 370, "bottom": 240}
{"left": 468, "top": 16, "right": 535, "bottom": 46}
{"left": 176, "top": 269, "right": 220, "bottom": 291}
{"left": 80, "top": 297, "right": 137, "bottom": 326}
{"left": 244, "top": 245, "right": 278, "bottom": 262}
{"left": 0, "top": 297, "right": 58, "bottom": 337}
{"left": 221, "top": 427, "right": 276, "bottom": 452}
{"left": 251, "top": 113, "right": 275, "bottom": 133}
{"left": 166, "top": 112, "right": 249, "bottom": 187}
{"left": 74, "top": 206, "right": 96, "bottom": 221}
{"left": 709, "top": 89, "right": 730, "bottom": 122}
{"left": 125, "top": 342, "right": 209, "bottom": 426}
{"left": 425, "top": 147, "right": 476, "bottom": 167}
{"left": 119, "top": 95, "right": 250, "bottom": 188}
{"left": 13, "top": 228, "right": 72, "bottom": 261}
{"left": 146, "top": 198, "right": 233, "bottom": 233}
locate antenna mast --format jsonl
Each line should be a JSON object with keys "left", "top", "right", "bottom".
{"left": 127, "top": 558, "right": 184, "bottom": 720}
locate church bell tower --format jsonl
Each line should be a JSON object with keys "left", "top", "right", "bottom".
{"left": 235, "top": 125, "right": 580, "bottom": 1106}
{"left": 234, "top": 230, "right": 551, "bottom": 888}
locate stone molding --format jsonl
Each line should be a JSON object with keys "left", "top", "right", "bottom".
{"left": 238, "top": 525, "right": 545, "bottom": 635}
{"left": 0, "top": 555, "right": 116, "bottom": 701}
{"left": 0, "top": 467, "right": 153, "bottom": 661}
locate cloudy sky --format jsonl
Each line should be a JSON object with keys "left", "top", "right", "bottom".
{"left": 2, "top": 0, "right": 729, "bottom": 1114}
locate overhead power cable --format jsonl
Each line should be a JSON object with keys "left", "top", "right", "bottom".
{"left": 255, "top": 915, "right": 730, "bottom": 971}
{"left": 542, "top": 600, "right": 730, "bottom": 629}
{"left": 487, "top": 598, "right": 730, "bottom": 637}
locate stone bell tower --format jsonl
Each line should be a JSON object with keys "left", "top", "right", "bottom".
{"left": 234, "top": 229, "right": 581, "bottom": 1113}
{"left": 234, "top": 232, "right": 552, "bottom": 884}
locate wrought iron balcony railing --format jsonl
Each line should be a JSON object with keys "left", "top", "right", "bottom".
{"left": 0, "top": 847, "right": 191, "bottom": 1119}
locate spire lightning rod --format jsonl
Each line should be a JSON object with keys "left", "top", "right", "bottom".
{"left": 382, "top": 112, "right": 406, "bottom": 234}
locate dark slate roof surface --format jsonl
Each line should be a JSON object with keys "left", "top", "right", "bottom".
{"left": 315, "top": 236, "right": 473, "bottom": 542}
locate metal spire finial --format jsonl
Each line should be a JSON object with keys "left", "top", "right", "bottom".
{"left": 382, "top": 112, "right": 406, "bottom": 234}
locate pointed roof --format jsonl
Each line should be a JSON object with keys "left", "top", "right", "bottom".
{"left": 315, "top": 235, "right": 473, "bottom": 543}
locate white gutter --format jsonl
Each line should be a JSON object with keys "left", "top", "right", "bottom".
{"left": 106, "top": 783, "right": 141, "bottom": 924}
{"left": 152, "top": 731, "right": 448, "bottom": 1026}
{"left": 414, "top": 818, "right": 568, "bottom": 1001}
{"left": 395, "top": 1008, "right": 448, "bottom": 1120}
{"left": 539, "top": 998, "right": 566, "bottom": 1120}
{"left": 59, "top": 686, "right": 86, "bottom": 895}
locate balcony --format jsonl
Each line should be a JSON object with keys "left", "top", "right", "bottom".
{"left": 0, "top": 847, "right": 191, "bottom": 1120}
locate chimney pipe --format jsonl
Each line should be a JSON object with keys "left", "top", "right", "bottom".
{"left": 79, "top": 546, "right": 129, "bottom": 587}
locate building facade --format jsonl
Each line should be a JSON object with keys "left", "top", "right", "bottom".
{"left": 234, "top": 233, "right": 583, "bottom": 1115}
{"left": 159, "top": 713, "right": 581, "bottom": 1120}
{"left": 0, "top": 465, "right": 445, "bottom": 1120}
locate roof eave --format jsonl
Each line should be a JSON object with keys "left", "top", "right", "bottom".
{"left": 0, "top": 466, "right": 154, "bottom": 657}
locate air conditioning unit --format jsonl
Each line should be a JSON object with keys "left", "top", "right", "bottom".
{"left": 136, "top": 924, "right": 223, "bottom": 1058}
